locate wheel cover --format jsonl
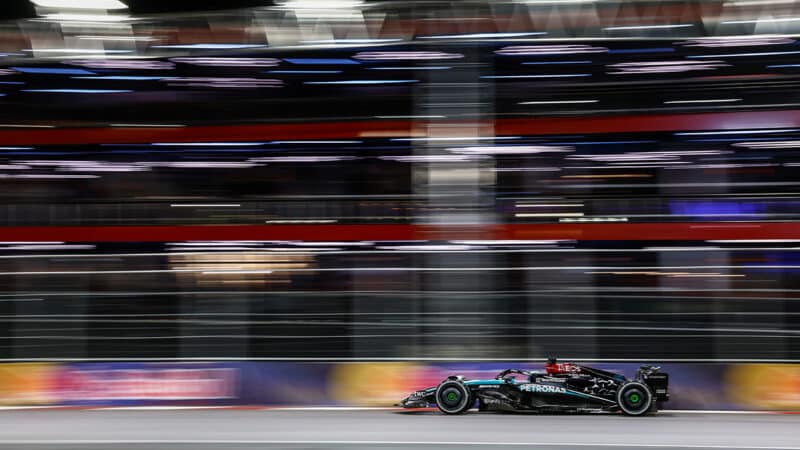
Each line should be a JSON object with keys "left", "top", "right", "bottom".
{"left": 617, "top": 382, "right": 652, "bottom": 415}
{"left": 436, "top": 382, "right": 470, "bottom": 413}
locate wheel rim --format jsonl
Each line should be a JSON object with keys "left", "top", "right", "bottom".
{"left": 618, "top": 384, "right": 651, "bottom": 414}
{"left": 440, "top": 387, "right": 463, "bottom": 407}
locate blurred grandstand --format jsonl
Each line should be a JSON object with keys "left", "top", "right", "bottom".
{"left": 0, "top": 0, "right": 795, "bottom": 367}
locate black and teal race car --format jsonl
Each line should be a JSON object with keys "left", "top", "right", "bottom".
{"left": 398, "top": 359, "right": 669, "bottom": 416}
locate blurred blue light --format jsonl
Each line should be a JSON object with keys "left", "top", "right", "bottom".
{"left": 73, "top": 76, "right": 170, "bottom": 80}
{"left": 284, "top": 58, "right": 360, "bottom": 65}
{"left": 608, "top": 48, "right": 675, "bottom": 54}
{"left": 12, "top": 67, "right": 95, "bottom": 75}
{"left": 768, "top": 64, "right": 800, "bottom": 68}
{"left": 481, "top": 74, "right": 592, "bottom": 79}
{"left": 22, "top": 89, "right": 132, "bottom": 93}
{"left": 689, "top": 50, "right": 800, "bottom": 58}
{"left": 676, "top": 129, "right": 799, "bottom": 136}
{"left": 267, "top": 70, "right": 343, "bottom": 74}
{"left": 521, "top": 61, "right": 592, "bottom": 65}
{"left": 0, "top": 82, "right": 24, "bottom": 85}
{"left": 670, "top": 200, "right": 764, "bottom": 217}
{"left": 687, "top": 137, "right": 797, "bottom": 142}
{"left": 304, "top": 80, "right": 418, "bottom": 85}
{"left": 368, "top": 67, "right": 452, "bottom": 70}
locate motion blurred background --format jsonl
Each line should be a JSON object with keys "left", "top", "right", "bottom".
{"left": 0, "top": 0, "right": 796, "bottom": 412}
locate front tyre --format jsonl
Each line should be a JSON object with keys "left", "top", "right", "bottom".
{"left": 435, "top": 380, "right": 472, "bottom": 415}
{"left": 616, "top": 381, "right": 654, "bottom": 416}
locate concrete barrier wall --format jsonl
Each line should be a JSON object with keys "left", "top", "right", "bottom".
{"left": 0, "top": 361, "right": 796, "bottom": 410}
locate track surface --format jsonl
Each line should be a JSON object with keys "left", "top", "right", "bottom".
{"left": 0, "top": 409, "right": 797, "bottom": 449}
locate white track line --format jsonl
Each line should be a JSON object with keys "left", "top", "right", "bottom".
{"left": 0, "top": 441, "right": 798, "bottom": 449}
{"left": 0, "top": 406, "right": 790, "bottom": 414}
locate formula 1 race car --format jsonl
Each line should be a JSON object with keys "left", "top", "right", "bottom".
{"left": 398, "top": 358, "right": 669, "bottom": 416}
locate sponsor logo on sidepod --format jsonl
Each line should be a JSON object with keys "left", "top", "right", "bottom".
{"left": 519, "top": 384, "right": 567, "bottom": 394}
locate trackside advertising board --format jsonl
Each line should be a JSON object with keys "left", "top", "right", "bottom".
{"left": 0, "top": 362, "right": 795, "bottom": 410}
{"left": 54, "top": 363, "right": 240, "bottom": 406}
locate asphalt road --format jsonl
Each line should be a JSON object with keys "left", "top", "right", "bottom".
{"left": 0, "top": 409, "right": 797, "bottom": 450}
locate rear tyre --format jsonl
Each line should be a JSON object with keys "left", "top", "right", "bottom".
{"left": 435, "top": 380, "right": 472, "bottom": 415}
{"left": 616, "top": 381, "right": 653, "bottom": 416}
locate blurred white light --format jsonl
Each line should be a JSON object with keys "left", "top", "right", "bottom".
{"left": 250, "top": 156, "right": 354, "bottom": 162}
{"left": 707, "top": 240, "right": 800, "bottom": 243}
{"left": 516, "top": 212, "right": 584, "bottom": 217}
{"left": 722, "top": 17, "right": 800, "bottom": 25}
{"left": 22, "top": 48, "right": 132, "bottom": 54}
{"left": 449, "top": 145, "right": 574, "bottom": 155}
{"left": 353, "top": 51, "right": 464, "bottom": 61}
{"left": 270, "top": 140, "right": 362, "bottom": 144}
{"left": 520, "top": 100, "right": 598, "bottom": 104}
{"left": 31, "top": 0, "right": 127, "bottom": 9}
{"left": 292, "top": 241, "right": 372, "bottom": 246}
{"left": 419, "top": 32, "right": 547, "bottom": 39}
{"left": 23, "top": 89, "right": 131, "bottom": 93}
{"left": 153, "top": 142, "right": 265, "bottom": 146}
{"left": 451, "top": 240, "right": 567, "bottom": 245}
{"left": 301, "top": 39, "right": 404, "bottom": 44}
{"left": 734, "top": 141, "right": 800, "bottom": 149}
{"left": 376, "top": 245, "right": 478, "bottom": 251}
{"left": 604, "top": 24, "right": 694, "bottom": 31}
{"left": 161, "top": 162, "right": 256, "bottom": 168}
{"left": 70, "top": 60, "right": 174, "bottom": 70}
{"left": 559, "top": 217, "right": 628, "bottom": 222}
{"left": 676, "top": 36, "right": 795, "bottom": 47}
{"left": 379, "top": 155, "right": 487, "bottom": 162}
{"left": 171, "top": 57, "right": 280, "bottom": 67}
{"left": 368, "top": 67, "right": 451, "bottom": 71}
{"left": 202, "top": 270, "right": 274, "bottom": 275}
{"left": 0, "top": 245, "right": 95, "bottom": 250}
{"left": 392, "top": 136, "right": 521, "bottom": 142}
{"left": 163, "top": 77, "right": 282, "bottom": 88}
{"left": 111, "top": 124, "right": 185, "bottom": 128}
{"left": 516, "top": 203, "right": 583, "bottom": 207}
{"left": 39, "top": 13, "right": 134, "bottom": 22}
{"left": 278, "top": 0, "right": 363, "bottom": 8}
{"left": 0, "top": 124, "right": 54, "bottom": 128}
{"left": 304, "top": 80, "right": 417, "bottom": 85}
{"left": 609, "top": 60, "right": 728, "bottom": 74}
{"left": 152, "top": 44, "right": 267, "bottom": 50}
{"left": 664, "top": 99, "right": 742, "bottom": 104}
{"left": 77, "top": 35, "right": 157, "bottom": 42}
{"left": 728, "top": 0, "right": 797, "bottom": 5}
{"left": 496, "top": 45, "right": 607, "bottom": 55}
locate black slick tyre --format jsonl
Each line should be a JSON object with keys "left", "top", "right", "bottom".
{"left": 435, "top": 380, "right": 472, "bottom": 414}
{"left": 616, "top": 381, "right": 654, "bottom": 416}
